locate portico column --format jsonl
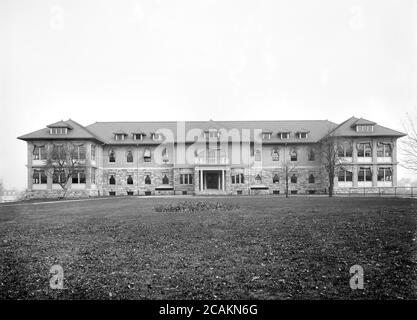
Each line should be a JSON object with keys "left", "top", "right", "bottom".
{"left": 222, "top": 170, "right": 225, "bottom": 191}
{"left": 200, "top": 170, "right": 203, "bottom": 192}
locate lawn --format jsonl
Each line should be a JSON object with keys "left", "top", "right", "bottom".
{"left": 0, "top": 196, "right": 416, "bottom": 299}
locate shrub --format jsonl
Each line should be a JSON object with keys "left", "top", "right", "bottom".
{"left": 154, "top": 201, "right": 239, "bottom": 213}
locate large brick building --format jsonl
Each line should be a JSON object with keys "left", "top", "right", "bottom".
{"left": 18, "top": 117, "right": 405, "bottom": 198}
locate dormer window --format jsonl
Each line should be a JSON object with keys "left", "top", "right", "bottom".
{"left": 204, "top": 130, "right": 220, "bottom": 139}
{"left": 49, "top": 127, "right": 68, "bottom": 135}
{"left": 115, "top": 134, "right": 125, "bottom": 141}
{"left": 262, "top": 132, "right": 272, "bottom": 140}
{"left": 356, "top": 125, "right": 374, "bottom": 132}
{"left": 133, "top": 133, "right": 145, "bottom": 141}
{"left": 278, "top": 132, "right": 290, "bottom": 139}
{"left": 152, "top": 133, "right": 162, "bottom": 141}
{"left": 296, "top": 132, "right": 308, "bottom": 139}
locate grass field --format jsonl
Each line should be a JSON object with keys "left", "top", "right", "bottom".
{"left": 0, "top": 196, "right": 416, "bottom": 299}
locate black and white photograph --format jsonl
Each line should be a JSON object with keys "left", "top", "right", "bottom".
{"left": 0, "top": 0, "right": 416, "bottom": 315}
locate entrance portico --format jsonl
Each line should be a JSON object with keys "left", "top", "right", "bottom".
{"left": 197, "top": 168, "right": 227, "bottom": 193}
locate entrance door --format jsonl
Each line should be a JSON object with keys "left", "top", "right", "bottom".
{"left": 206, "top": 172, "right": 219, "bottom": 189}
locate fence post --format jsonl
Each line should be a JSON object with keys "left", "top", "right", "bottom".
{"left": 412, "top": 187, "right": 414, "bottom": 198}
{"left": 379, "top": 187, "right": 381, "bottom": 197}
{"left": 394, "top": 187, "right": 397, "bottom": 197}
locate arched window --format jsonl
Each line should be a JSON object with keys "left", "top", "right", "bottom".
{"left": 308, "top": 149, "right": 315, "bottom": 161}
{"left": 145, "top": 174, "right": 151, "bottom": 184}
{"left": 162, "top": 174, "right": 169, "bottom": 184}
{"left": 290, "top": 149, "right": 297, "bottom": 161}
{"left": 127, "top": 175, "right": 133, "bottom": 185}
{"left": 290, "top": 174, "right": 297, "bottom": 183}
{"left": 109, "top": 175, "right": 115, "bottom": 185}
{"left": 255, "top": 174, "right": 262, "bottom": 184}
{"left": 126, "top": 150, "right": 133, "bottom": 163}
{"left": 273, "top": 174, "right": 279, "bottom": 183}
{"left": 255, "top": 149, "right": 261, "bottom": 161}
{"left": 309, "top": 174, "right": 315, "bottom": 184}
{"left": 109, "top": 150, "right": 116, "bottom": 163}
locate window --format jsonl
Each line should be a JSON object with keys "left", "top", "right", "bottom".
{"left": 290, "top": 174, "right": 297, "bottom": 183}
{"left": 357, "top": 143, "right": 372, "bottom": 157}
{"left": 72, "top": 170, "right": 86, "bottom": 184}
{"left": 297, "top": 132, "right": 308, "bottom": 139}
{"left": 50, "top": 127, "right": 68, "bottom": 135}
{"left": 33, "top": 145, "right": 46, "bottom": 160}
{"left": 356, "top": 125, "right": 374, "bottom": 132}
{"left": 255, "top": 174, "right": 262, "bottom": 184}
{"left": 308, "top": 148, "right": 315, "bottom": 161}
{"left": 162, "top": 174, "right": 169, "bottom": 184}
{"left": 205, "top": 130, "right": 219, "bottom": 139}
{"left": 231, "top": 173, "right": 244, "bottom": 184}
{"left": 77, "top": 145, "right": 86, "bottom": 160}
{"left": 308, "top": 174, "right": 315, "bottom": 184}
{"left": 91, "top": 168, "right": 96, "bottom": 184}
{"left": 377, "top": 167, "right": 392, "bottom": 181}
{"left": 115, "top": 134, "right": 125, "bottom": 140}
{"left": 358, "top": 167, "right": 372, "bottom": 182}
{"left": 91, "top": 145, "right": 96, "bottom": 161}
{"left": 133, "top": 133, "right": 144, "bottom": 141}
{"left": 180, "top": 173, "right": 193, "bottom": 184}
{"left": 126, "top": 150, "right": 133, "bottom": 163}
{"left": 53, "top": 170, "right": 67, "bottom": 184}
{"left": 127, "top": 175, "right": 133, "bottom": 185}
{"left": 32, "top": 169, "right": 47, "bottom": 184}
{"left": 109, "top": 150, "right": 116, "bottom": 163}
{"left": 152, "top": 133, "right": 162, "bottom": 141}
{"left": 278, "top": 132, "right": 290, "bottom": 139}
{"left": 145, "top": 174, "right": 152, "bottom": 184}
{"left": 144, "top": 149, "right": 151, "bottom": 162}
{"left": 162, "top": 148, "right": 168, "bottom": 162}
{"left": 273, "top": 173, "right": 279, "bottom": 184}
{"left": 338, "top": 169, "right": 353, "bottom": 182}
{"left": 255, "top": 150, "right": 261, "bottom": 161}
{"left": 109, "top": 174, "right": 116, "bottom": 185}
{"left": 52, "top": 145, "right": 64, "bottom": 160}
{"left": 262, "top": 132, "right": 272, "bottom": 140}
{"left": 377, "top": 143, "right": 392, "bottom": 157}
{"left": 290, "top": 149, "right": 297, "bottom": 161}
{"left": 338, "top": 143, "right": 353, "bottom": 157}
{"left": 271, "top": 148, "right": 279, "bottom": 161}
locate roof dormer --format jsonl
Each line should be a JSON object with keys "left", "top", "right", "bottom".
{"left": 277, "top": 131, "right": 290, "bottom": 139}
{"left": 47, "top": 121, "right": 73, "bottom": 135}
{"left": 262, "top": 130, "right": 273, "bottom": 140}
{"left": 113, "top": 130, "right": 128, "bottom": 140}
{"left": 296, "top": 129, "right": 310, "bottom": 139}
{"left": 132, "top": 131, "right": 146, "bottom": 141}
{"left": 351, "top": 118, "right": 376, "bottom": 133}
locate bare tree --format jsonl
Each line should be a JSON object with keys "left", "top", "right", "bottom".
{"left": 45, "top": 143, "right": 83, "bottom": 198}
{"left": 401, "top": 113, "right": 417, "bottom": 172}
{"left": 283, "top": 163, "right": 295, "bottom": 198}
{"left": 320, "top": 137, "right": 346, "bottom": 197}
{"left": 282, "top": 145, "right": 296, "bottom": 198}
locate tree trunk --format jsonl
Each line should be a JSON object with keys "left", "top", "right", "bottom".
{"left": 328, "top": 173, "right": 334, "bottom": 197}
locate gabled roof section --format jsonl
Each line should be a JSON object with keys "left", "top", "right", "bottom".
{"left": 325, "top": 117, "right": 405, "bottom": 138}
{"left": 18, "top": 119, "right": 104, "bottom": 142}
{"left": 351, "top": 118, "right": 376, "bottom": 127}
{"left": 86, "top": 120, "right": 338, "bottom": 144}
{"left": 47, "top": 120, "right": 73, "bottom": 129}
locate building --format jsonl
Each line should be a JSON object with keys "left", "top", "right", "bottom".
{"left": 18, "top": 117, "right": 405, "bottom": 198}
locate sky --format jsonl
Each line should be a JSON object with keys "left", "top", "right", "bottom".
{"left": 0, "top": 0, "right": 416, "bottom": 190}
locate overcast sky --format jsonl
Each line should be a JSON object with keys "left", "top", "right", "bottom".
{"left": 1, "top": 0, "right": 416, "bottom": 190}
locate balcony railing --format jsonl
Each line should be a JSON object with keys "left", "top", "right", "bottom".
{"left": 194, "top": 156, "right": 229, "bottom": 165}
